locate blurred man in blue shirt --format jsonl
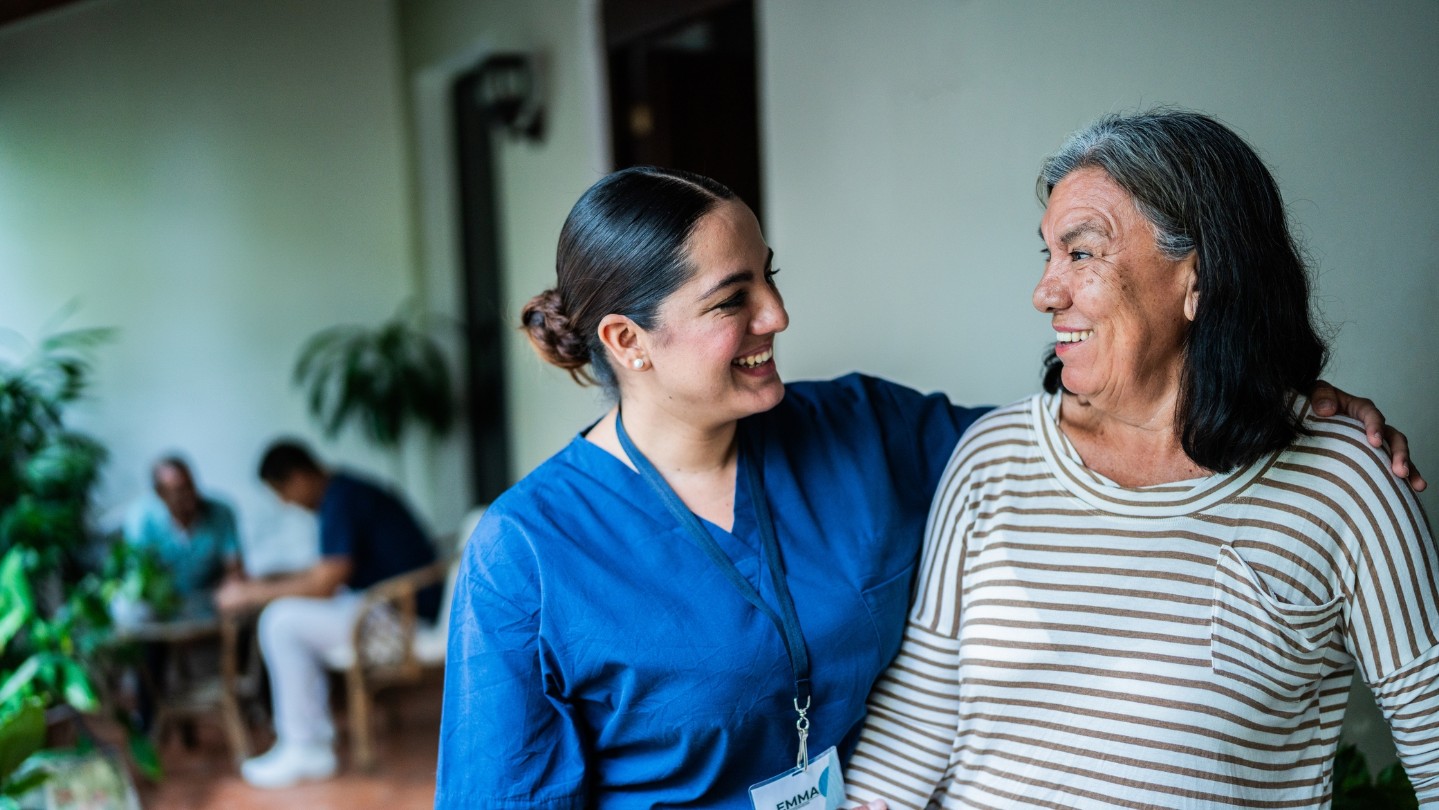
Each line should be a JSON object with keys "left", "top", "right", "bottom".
{"left": 215, "top": 439, "right": 437, "bottom": 789}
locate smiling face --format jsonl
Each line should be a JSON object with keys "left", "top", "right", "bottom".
{"left": 634, "top": 199, "right": 789, "bottom": 427}
{"left": 1034, "top": 167, "right": 1198, "bottom": 412}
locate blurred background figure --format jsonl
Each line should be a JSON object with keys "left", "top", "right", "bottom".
{"left": 215, "top": 439, "right": 439, "bottom": 789}
{"left": 118, "top": 454, "right": 247, "bottom": 733}
{"left": 123, "top": 454, "right": 245, "bottom": 616}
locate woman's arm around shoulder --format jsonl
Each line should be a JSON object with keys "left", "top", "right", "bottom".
{"left": 791, "top": 373, "right": 993, "bottom": 493}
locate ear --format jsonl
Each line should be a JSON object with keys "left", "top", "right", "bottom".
{"left": 597, "top": 313, "right": 646, "bottom": 370}
{"left": 1180, "top": 252, "right": 1200, "bottom": 322}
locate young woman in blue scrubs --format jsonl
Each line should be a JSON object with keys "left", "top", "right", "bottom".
{"left": 434, "top": 167, "right": 1416, "bottom": 809}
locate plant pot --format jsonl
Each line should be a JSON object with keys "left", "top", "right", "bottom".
{"left": 106, "top": 596, "right": 153, "bottom": 630}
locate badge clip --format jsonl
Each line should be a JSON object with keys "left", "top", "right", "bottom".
{"left": 794, "top": 696, "right": 811, "bottom": 771}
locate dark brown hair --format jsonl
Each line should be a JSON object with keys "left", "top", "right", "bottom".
{"left": 522, "top": 166, "right": 736, "bottom": 394}
{"left": 257, "top": 439, "right": 321, "bottom": 484}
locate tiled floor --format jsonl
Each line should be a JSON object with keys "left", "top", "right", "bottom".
{"left": 131, "top": 684, "right": 442, "bottom": 810}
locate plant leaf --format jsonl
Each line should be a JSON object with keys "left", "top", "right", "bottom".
{"left": 0, "top": 698, "right": 45, "bottom": 783}
{"left": 0, "top": 657, "right": 40, "bottom": 707}
{"left": 57, "top": 661, "right": 98, "bottom": 714}
{"left": 292, "top": 311, "right": 455, "bottom": 446}
{"left": 127, "top": 730, "right": 162, "bottom": 781}
{"left": 1376, "top": 761, "right": 1413, "bottom": 788}
{"left": 0, "top": 550, "right": 35, "bottom": 651}
{"left": 1, "top": 767, "right": 49, "bottom": 799}
{"left": 293, "top": 325, "right": 357, "bottom": 386}
{"left": 1332, "top": 743, "right": 1371, "bottom": 793}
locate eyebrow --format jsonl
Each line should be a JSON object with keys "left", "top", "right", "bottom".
{"left": 1037, "top": 222, "right": 1108, "bottom": 245}
{"left": 696, "top": 249, "right": 774, "bottom": 301}
{"left": 1059, "top": 222, "right": 1108, "bottom": 245}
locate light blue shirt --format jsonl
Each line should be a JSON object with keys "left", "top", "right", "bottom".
{"left": 436, "top": 374, "right": 990, "bottom": 808}
{"left": 122, "top": 494, "right": 240, "bottom": 606}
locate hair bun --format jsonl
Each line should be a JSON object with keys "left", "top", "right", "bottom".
{"left": 521, "top": 288, "right": 593, "bottom": 380}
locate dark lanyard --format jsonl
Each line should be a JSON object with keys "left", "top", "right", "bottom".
{"left": 615, "top": 411, "right": 815, "bottom": 768}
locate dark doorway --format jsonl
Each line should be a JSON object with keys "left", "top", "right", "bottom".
{"left": 451, "top": 63, "right": 518, "bottom": 507}
{"left": 605, "top": 0, "right": 763, "bottom": 222}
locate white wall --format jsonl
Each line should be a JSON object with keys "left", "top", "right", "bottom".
{"left": 396, "top": 0, "right": 614, "bottom": 483}
{"left": 0, "top": 0, "right": 443, "bottom": 565}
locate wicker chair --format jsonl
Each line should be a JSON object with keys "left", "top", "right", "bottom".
{"left": 321, "top": 508, "right": 481, "bottom": 771}
{"left": 320, "top": 556, "right": 458, "bottom": 771}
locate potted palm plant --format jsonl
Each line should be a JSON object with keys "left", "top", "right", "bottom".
{"left": 292, "top": 302, "right": 455, "bottom": 451}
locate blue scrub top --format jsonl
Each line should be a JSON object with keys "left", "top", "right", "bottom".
{"left": 436, "top": 374, "right": 987, "bottom": 809}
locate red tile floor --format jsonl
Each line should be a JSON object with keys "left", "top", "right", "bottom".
{"left": 126, "top": 683, "right": 442, "bottom": 810}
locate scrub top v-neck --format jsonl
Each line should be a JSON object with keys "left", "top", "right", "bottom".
{"left": 435, "top": 374, "right": 988, "bottom": 809}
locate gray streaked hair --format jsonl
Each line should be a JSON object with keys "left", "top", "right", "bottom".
{"left": 1034, "top": 109, "right": 1327, "bottom": 474}
{"left": 1037, "top": 111, "right": 1203, "bottom": 261}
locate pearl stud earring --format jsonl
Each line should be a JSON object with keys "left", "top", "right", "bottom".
{"left": 632, "top": 357, "right": 646, "bottom": 370}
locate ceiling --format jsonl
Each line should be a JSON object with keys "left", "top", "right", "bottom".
{"left": 0, "top": 0, "right": 92, "bottom": 30}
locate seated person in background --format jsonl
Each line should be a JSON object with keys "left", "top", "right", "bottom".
{"left": 123, "top": 455, "right": 243, "bottom": 615}
{"left": 215, "top": 439, "right": 438, "bottom": 789}
{"left": 122, "top": 455, "right": 245, "bottom": 731}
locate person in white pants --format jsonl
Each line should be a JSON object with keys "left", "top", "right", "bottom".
{"left": 216, "top": 440, "right": 439, "bottom": 789}
{"left": 255, "top": 593, "right": 363, "bottom": 758}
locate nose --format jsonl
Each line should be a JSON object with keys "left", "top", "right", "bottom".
{"left": 1032, "top": 261, "right": 1071, "bottom": 314}
{"left": 753, "top": 284, "right": 789, "bottom": 335}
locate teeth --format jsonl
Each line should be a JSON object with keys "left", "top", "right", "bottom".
{"left": 734, "top": 347, "right": 773, "bottom": 368}
{"left": 1055, "top": 330, "right": 1094, "bottom": 344}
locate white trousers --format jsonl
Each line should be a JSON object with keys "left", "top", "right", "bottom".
{"left": 256, "top": 592, "right": 362, "bottom": 747}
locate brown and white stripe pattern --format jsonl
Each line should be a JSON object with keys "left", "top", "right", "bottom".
{"left": 846, "top": 393, "right": 1439, "bottom": 808}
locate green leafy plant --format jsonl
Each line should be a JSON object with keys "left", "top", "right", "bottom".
{"left": 0, "top": 317, "right": 162, "bottom": 793}
{"left": 293, "top": 302, "right": 455, "bottom": 449}
{"left": 0, "top": 546, "right": 106, "bottom": 806}
{"left": 1, "top": 320, "right": 112, "bottom": 559}
{"left": 99, "top": 541, "right": 180, "bottom": 622}
{"left": 1333, "top": 743, "right": 1417, "bottom": 809}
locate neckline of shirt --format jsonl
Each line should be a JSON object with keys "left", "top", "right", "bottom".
{"left": 567, "top": 424, "right": 756, "bottom": 539}
{"left": 1032, "top": 391, "right": 1281, "bottom": 518}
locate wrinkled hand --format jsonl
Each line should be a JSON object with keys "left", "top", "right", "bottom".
{"left": 1311, "top": 380, "right": 1426, "bottom": 492}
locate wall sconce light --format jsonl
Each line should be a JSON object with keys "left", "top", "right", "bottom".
{"left": 471, "top": 53, "right": 545, "bottom": 142}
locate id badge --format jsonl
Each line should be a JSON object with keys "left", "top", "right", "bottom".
{"left": 748, "top": 745, "right": 845, "bottom": 810}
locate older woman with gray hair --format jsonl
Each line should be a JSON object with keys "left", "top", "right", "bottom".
{"left": 845, "top": 111, "right": 1438, "bottom": 808}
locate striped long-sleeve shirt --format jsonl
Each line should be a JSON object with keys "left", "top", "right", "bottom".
{"left": 846, "top": 392, "right": 1439, "bottom": 808}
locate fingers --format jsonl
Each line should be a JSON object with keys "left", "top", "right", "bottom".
{"left": 1309, "top": 383, "right": 1423, "bottom": 492}
{"left": 1380, "top": 427, "right": 1427, "bottom": 492}
{"left": 1347, "top": 397, "right": 1385, "bottom": 447}
{"left": 1311, "top": 380, "right": 1383, "bottom": 442}
{"left": 1310, "top": 379, "right": 1338, "bottom": 415}
{"left": 1383, "top": 426, "right": 1410, "bottom": 476}
{"left": 1409, "top": 460, "right": 1428, "bottom": 492}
